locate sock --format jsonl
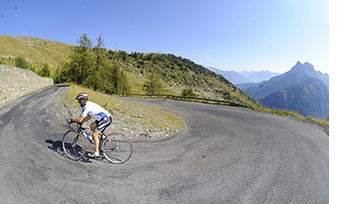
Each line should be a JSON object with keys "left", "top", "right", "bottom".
{"left": 94, "top": 151, "right": 99, "bottom": 155}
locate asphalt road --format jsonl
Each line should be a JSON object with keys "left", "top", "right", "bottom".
{"left": 0, "top": 85, "right": 328, "bottom": 203}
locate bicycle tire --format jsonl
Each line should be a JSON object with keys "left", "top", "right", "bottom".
{"left": 62, "top": 129, "right": 86, "bottom": 161}
{"left": 102, "top": 133, "right": 133, "bottom": 164}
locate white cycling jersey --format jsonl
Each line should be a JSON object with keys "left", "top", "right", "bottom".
{"left": 81, "top": 101, "right": 112, "bottom": 121}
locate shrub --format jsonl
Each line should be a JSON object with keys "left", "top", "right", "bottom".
{"left": 181, "top": 87, "right": 198, "bottom": 97}
{"left": 15, "top": 56, "right": 28, "bottom": 69}
{"left": 38, "top": 63, "right": 51, "bottom": 77}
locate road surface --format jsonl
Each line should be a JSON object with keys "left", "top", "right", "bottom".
{"left": 0, "top": 85, "right": 328, "bottom": 203}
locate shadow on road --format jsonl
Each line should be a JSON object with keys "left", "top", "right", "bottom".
{"left": 54, "top": 83, "right": 69, "bottom": 88}
{"left": 45, "top": 139, "right": 64, "bottom": 156}
{"left": 45, "top": 139, "right": 109, "bottom": 164}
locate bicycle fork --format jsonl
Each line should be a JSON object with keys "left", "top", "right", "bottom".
{"left": 72, "top": 133, "right": 80, "bottom": 147}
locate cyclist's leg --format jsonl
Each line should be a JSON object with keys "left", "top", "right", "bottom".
{"left": 89, "top": 117, "right": 111, "bottom": 157}
{"left": 87, "top": 121, "right": 100, "bottom": 158}
{"left": 92, "top": 129, "right": 100, "bottom": 152}
{"left": 90, "top": 121, "right": 97, "bottom": 130}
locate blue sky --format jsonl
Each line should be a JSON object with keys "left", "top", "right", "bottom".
{"left": 0, "top": 0, "right": 329, "bottom": 74}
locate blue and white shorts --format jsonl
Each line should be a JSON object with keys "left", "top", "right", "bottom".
{"left": 95, "top": 117, "right": 112, "bottom": 132}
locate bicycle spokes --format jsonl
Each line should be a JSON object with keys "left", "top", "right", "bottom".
{"left": 102, "top": 133, "right": 133, "bottom": 164}
{"left": 62, "top": 130, "right": 86, "bottom": 161}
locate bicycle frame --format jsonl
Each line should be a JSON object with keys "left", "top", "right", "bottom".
{"left": 72, "top": 123, "right": 106, "bottom": 149}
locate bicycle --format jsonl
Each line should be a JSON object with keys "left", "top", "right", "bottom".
{"left": 62, "top": 122, "right": 133, "bottom": 164}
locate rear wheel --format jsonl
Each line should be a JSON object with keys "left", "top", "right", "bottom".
{"left": 62, "top": 130, "right": 86, "bottom": 161}
{"left": 102, "top": 133, "right": 133, "bottom": 164}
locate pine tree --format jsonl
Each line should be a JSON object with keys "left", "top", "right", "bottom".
{"left": 68, "top": 33, "right": 94, "bottom": 84}
{"left": 143, "top": 70, "right": 163, "bottom": 95}
{"left": 85, "top": 33, "right": 105, "bottom": 90}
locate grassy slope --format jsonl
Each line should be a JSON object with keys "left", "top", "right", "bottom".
{"left": 0, "top": 35, "right": 74, "bottom": 74}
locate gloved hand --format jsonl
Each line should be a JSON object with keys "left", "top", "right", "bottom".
{"left": 66, "top": 118, "right": 73, "bottom": 124}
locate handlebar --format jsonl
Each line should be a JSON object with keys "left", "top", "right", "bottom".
{"left": 67, "top": 120, "right": 93, "bottom": 131}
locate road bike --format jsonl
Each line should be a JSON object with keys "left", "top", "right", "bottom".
{"left": 62, "top": 122, "right": 133, "bottom": 164}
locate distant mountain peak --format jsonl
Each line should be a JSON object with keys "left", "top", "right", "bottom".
{"left": 302, "top": 62, "right": 315, "bottom": 72}
{"left": 290, "top": 61, "right": 316, "bottom": 74}
{"left": 303, "top": 61, "right": 313, "bottom": 66}
{"left": 290, "top": 61, "right": 304, "bottom": 73}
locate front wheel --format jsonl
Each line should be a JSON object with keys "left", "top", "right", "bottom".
{"left": 102, "top": 133, "right": 133, "bottom": 164}
{"left": 62, "top": 130, "right": 86, "bottom": 161}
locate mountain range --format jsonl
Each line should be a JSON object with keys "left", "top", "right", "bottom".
{"left": 206, "top": 67, "right": 281, "bottom": 84}
{"left": 260, "top": 77, "right": 329, "bottom": 118}
{"left": 241, "top": 61, "right": 329, "bottom": 118}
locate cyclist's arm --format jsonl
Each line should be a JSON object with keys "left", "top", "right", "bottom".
{"left": 72, "top": 115, "right": 85, "bottom": 123}
{"left": 83, "top": 115, "right": 92, "bottom": 122}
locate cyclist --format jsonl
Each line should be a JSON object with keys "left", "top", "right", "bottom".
{"left": 67, "top": 92, "right": 112, "bottom": 158}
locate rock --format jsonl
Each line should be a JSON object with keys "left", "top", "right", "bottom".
{"left": 0, "top": 65, "right": 53, "bottom": 106}
{"left": 121, "top": 127, "right": 129, "bottom": 132}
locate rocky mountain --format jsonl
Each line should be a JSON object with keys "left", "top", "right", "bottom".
{"left": 241, "top": 61, "right": 328, "bottom": 99}
{"left": 242, "top": 61, "right": 329, "bottom": 118}
{"left": 290, "top": 61, "right": 329, "bottom": 88}
{"left": 260, "top": 77, "right": 329, "bottom": 118}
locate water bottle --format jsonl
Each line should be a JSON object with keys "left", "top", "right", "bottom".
{"left": 89, "top": 135, "right": 93, "bottom": 142}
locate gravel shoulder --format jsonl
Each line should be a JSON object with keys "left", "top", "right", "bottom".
{"left": 56, "top": 84, "right": 186, "bottom": 142}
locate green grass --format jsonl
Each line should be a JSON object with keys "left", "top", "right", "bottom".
{"left": 252, "top": 107, "right": 329, "bottom": 124}
{"left": 0, "top": 35, "right": 74, "bottom": 74}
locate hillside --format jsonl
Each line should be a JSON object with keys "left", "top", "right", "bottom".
{"left": 0, "top": 35, "right": 74, "bottom": 73}
{"left": 260, "top": 78, "right": 329, "bottom": 118}
{"left": 101, "top": 52, "right": 263, "bottom": 107}
{"left": 0, "top": 35, "right": 263, "bottom": 108}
